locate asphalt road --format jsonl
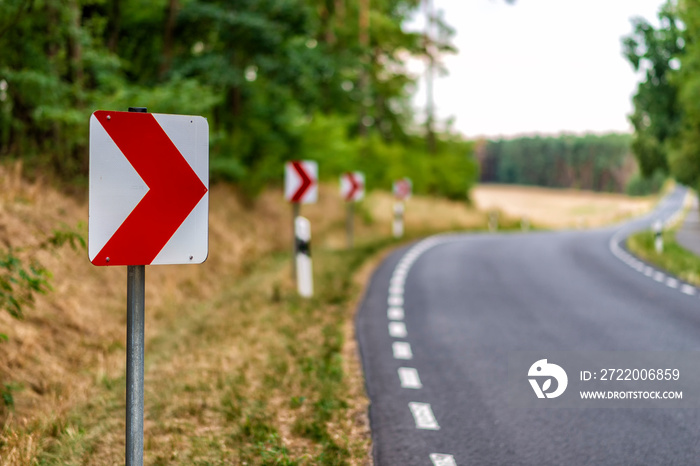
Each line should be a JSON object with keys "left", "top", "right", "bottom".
{"left": 356, "top": 187, "right": 700, "bottom": 466}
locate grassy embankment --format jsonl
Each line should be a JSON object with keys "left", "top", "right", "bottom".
{"left": 626, "top": 192, "right": 700, "bottom": 285}
{"left": 0, "top": 166, "right": 655, "bottom": 465}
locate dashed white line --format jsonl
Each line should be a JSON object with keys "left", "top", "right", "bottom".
{"left": 388, "top": 295, "right": 404, "bottom": 306}
{"left": 386, "top": 238, "right": 456, "bottom": 462}
{"left": 430, "top": 453, "right": 457, "bottom": 466}
{"left": 389, "top": 321, "right": 408, "bottom": 338}
{"left": 387, "top": 306, "right": 404, "bottom": 320}
{"left": 390, "top": 276, "right": 405, "bottom": 286}
{"left": 398, "top": 367, "right": 423, "bottom": 389}
{"left": 654, "top": 271, "right": 665, "bottom": 282}
{"left": 682, "top": 284, "right": 697, "bottom": 295}
{"left": 408, "top": 402, "right": 440, "bottom": 430}
{"left": 644, "top": 267, "right": 654, "bottom": 277}
{"left": 392, "top": 341, "right": 413, "bottom": 360}
{"left": 666, "top": 278, "right": 679, "bottom": 289}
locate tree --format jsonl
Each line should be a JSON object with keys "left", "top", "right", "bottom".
{"left": 622, "top": 1, "right": 682, "bottom": 179}
{"left": 668, "top": 0, "right": 700, "bottom": 187}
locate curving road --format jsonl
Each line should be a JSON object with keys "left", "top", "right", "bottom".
{"left": 356, "top": 187, "right": 700, "bottom": 465}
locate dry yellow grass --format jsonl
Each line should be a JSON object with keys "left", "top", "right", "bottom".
{"left": 0, "top": 166, "right": 488, "bottom": 465}
{"left": 0, "top": 166, "right": 656, "bottom": 464}
{"left": 471, "top": 184, "right": 655, "bottom": 229}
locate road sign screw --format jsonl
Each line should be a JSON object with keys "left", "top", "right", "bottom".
{"left": 106, "top": 257, "right": 110, "bottom": 263}
{"left": 189, "top": 255, "right": 193, "bottom": 260}
{"left": 107, "top": 115, "right": 111, "bottom": 120}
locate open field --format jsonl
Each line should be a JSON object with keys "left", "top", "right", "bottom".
{"left": 0, "top": 168, "right": 657, "bottom": 465}
{"left": 471, "top": 184, "right": 655, "bottom": 229}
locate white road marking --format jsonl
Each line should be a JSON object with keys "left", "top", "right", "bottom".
{"left": 387, "top": 306, "right": 404, "bottom": 320}
{"left": 389, "top": 284, "right": 404, "bottom": 295}
{"left": 430, "top": 453, "right": 457, "bottom": 466}
{"left": 389, "top": 321, "right": 408, "bottom": 338}
{"left": 608, "top": 201, "right": 699, "bottom": 301}
{"left": 392, "top": 341, "right": 413, "bottom": 360}
{"left": 408, "top": 402, "right": 440, "bottom": 430}
{"left": 390, "top": 276, "right": 405, "bottom": 286}
{"left": 398, "top": 367, "right": 423, "bottom": 389}
{"left": 388, "top": 295, "right": 404, "bottom": 307}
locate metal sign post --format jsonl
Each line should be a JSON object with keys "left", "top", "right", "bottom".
{"left": 292, "top": 202, "right": 300, "bottom": 279}
{"left": 126, "top": 264, "right": 145, "bottom": 466}
{"left": 126, "top": 106, "right": 146, "bottom": 466}
{"left": 654, "top": 220, "right": 663, "bottom": 253}
{"left": 393, "top": 202, "right": 404, "bottom": 238}
{"left": 340, "top": 172, "right": 365, "bottom": 249}
{"left": 346, "top": 203, "right": 354, "bottom": 249}
{"left": 89, "top": 105, "right": 209, "bottom": 466}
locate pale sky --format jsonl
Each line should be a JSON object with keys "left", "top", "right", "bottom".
{"left": 408, "top": 0, "right": 668, "bottom": 138}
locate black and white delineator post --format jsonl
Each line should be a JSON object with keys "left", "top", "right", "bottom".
{"left": 521, "top": 216, "right": 530, "bottom": 232}
{"left": 488, "top": 210, "right": 499, "bottom": 232}
{"left": 654, "top": 220, "right": 663, "bottom": 253}
{"left": 393, "top": 202, "right": 404, "bottom": 238}
{"left": 295, "top": 216, "right": 314, "bottom": 297}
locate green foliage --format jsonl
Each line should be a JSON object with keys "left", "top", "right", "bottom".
{"left": 0, "top": 250, "right": 50, "bottom": 322}
{"left": 625, "top": 169, "right": 667, "bottom": 196}
{"left": 1, "top": 382, "right": 22, "bottom": 413}
{"left": 627, "top": 228, "right": 700, "bottom": 286}
{"left": 622, "top": 1, "right": 682, "bottom": 178}
{"left": 292, "top": 113, "right": 478, "bottom": 199}
{"left": 0, "top": 226, "right": 85, "bottom": 338}
{"left": 668, "top": 0, "right": 700, "bottom": 188}
{"left": 480, "top": 133, "right": 634, "bottom": 192}
{"left": 0, "top": 0, "right": 479, "bottom": 200}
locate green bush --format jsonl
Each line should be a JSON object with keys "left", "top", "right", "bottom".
{"left": 626, "top": 169, "right": 666, "bottom": 196}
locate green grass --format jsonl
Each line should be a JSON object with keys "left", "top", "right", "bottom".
{"left": 626, "top": 229, "right": 700, "bottom": 286}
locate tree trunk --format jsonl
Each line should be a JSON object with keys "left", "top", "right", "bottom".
{"left": 160, "top": 0, "right": 179, "bottom": 77}
{"left": 107, "top": 0, "right": 121, "bottom": 53}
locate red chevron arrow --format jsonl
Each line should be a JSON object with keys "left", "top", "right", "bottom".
{"left": 344, "top": 172, "right": 363, "bottom": 201}
{"left": 91, "top": 111, "right": 208, "bottom": 265}
{"left": 394, "top": 179, "right": 411, "bottom": 200}
{"left": 290, "top": 161, "right": 313, "bottom": 202}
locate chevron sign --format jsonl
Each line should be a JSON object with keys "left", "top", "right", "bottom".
{"left": 88, "top": 110, "right": 209, "bottom": 266}
{"left": 393, "top": 177, "right": 412, "bottom": 200}
{"left": 285, "top": 160, "right": 318, "bottom": 204}
{"left": 340, "top": 172, "right": 365, "bottom": 202}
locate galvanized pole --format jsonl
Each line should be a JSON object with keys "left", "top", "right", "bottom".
{"left": 346, "top": 202, "right": 354, "bottom": 249}
{"left": 126, "top": 106, "right": 147, "bottom": 466}
{"left": 126, "top": 264, "right": 145, "bottom": 466}
{"left": 292, "top": 202, "right": 300, "bottom": 280}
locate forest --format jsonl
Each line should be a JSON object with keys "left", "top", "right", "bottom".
{"left": 476, "top": 133, "right": 654, "bottom": 194}
{"left": 0, "top": 0, "right": 480, "bottom": 201}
